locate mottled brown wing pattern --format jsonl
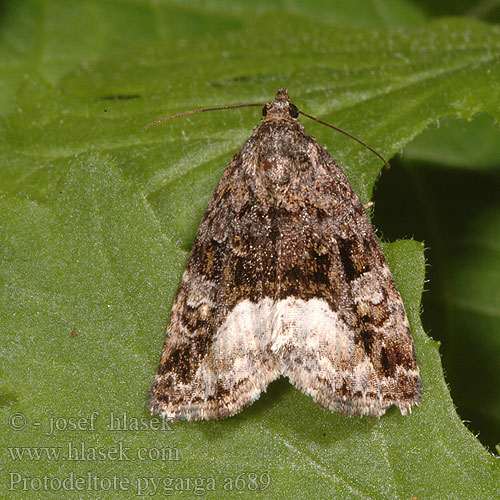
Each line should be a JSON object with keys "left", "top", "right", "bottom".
{"left": 150, "top": 88, "right": 421, "bottom": 421}
{"left": 150, "top": 147, "right": 283, "bottom": 421}
{"left": 269, "top": 139, "right": 422, "bottom": 417}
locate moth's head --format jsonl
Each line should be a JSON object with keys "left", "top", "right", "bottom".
{"left": 262, "top": 88, "right": 299, "bottom": 123}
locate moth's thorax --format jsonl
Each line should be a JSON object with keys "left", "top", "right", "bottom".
{"left": 250, "top": 120, "right": 315, "bottom": 188}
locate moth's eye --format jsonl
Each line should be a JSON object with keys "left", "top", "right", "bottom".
{"left": 262, "top": 106, "right": 268, "bottom": 117}
{"left": 289, "top": 103, "right": 299, "bottom": 118}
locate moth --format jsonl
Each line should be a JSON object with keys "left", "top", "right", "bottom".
{"left": 147, "top": 88, "right": 422, "bottom": 421}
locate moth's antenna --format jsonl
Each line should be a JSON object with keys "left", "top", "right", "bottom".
{"left": 142, "top": 103, "right": 264, "bottom": 132}
{"left": 142, "top": 100, "right": 390, "bottom": 169}
{"left": 299, "top": 111, "right": 390, "bottom": 169}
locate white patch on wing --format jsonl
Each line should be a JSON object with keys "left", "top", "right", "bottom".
{"left": 215, "top": 297, "right": 273, "bottom": 353}
{"left": 212, "top": 297, "right": 357, "bottom": 379}
{"left": 168, "top": 296, "right": 418, "bottom": 419}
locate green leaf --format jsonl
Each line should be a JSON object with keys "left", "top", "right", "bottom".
{"left": 1, "top": 3, "right": 500, "bottom": 499}
{"left": 402, "top": 114, "right": 500, "bottom": 168}
{"left": 375, "top": 112, "right": 500, "bottom": 453}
